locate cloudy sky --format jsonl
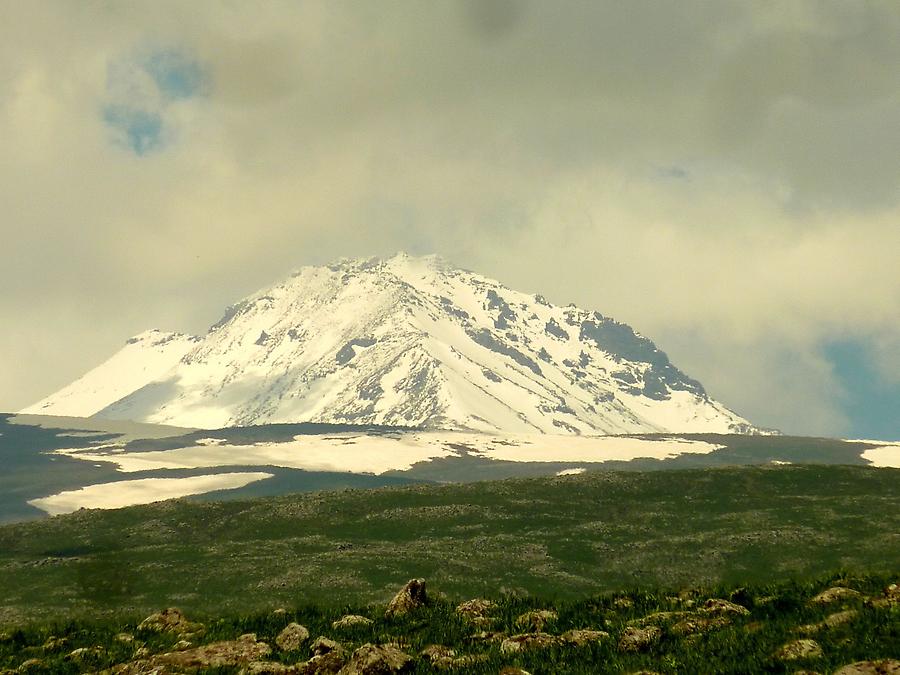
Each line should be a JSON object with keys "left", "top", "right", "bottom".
{"left": 2, "top": 1, "right": 898, "bottom": 439}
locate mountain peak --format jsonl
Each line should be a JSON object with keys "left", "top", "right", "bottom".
{"left": 23, "top": 255, "right": 755, "bottom": 435}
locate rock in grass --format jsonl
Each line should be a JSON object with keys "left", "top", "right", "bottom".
{"left": 499, "top": 668, "right": 532, "bottom": 675}
{"left": 559, "top": 629, "right": 609, "bottom": 646}
{"left": 332, "top": 615, "right": 373, "bottom": 630}
{"left": 833, "top": 660, "right": 900, "bottom": 674}
{"left": 420, "top": 645, "right": 460, "bottom": 670}
{"left": 297, "top": 651, "right": 345, "bottom": 674}
{"left": 420, "top": 644, "right": 456, "bottom": 661}
{"left": 500, "top": 632, "right": 559, "bottom": 654}
{"left": 455, "top": 598, "right": 497, "bottom": 626}
{"left": 617, "top": 626, "right": 661, "bottom": 652}
{"left": 66, "top": 647, "right": 103, "bottom": 662}
{"left": 700, "top": 598, "right": 750, "bottom": 616}
{"left": 310, "top": 637, "right": 344, "bottom": 657}
{"left": 16, "top": 659, "right": 44, "bottom": 673}
{"left": 774, "top": 638, "right": 823, "bottom": 661}
{"left": 670, "top": 615, "right": 731, "bottom": 636}
{"left": 339, "top": 643, "right": 412, "bottom": 674}
{"left": 515, "top": 609, "right": 558, "bottom": 631}
{"left": 137, "top": 607, "right": 204, "bottom": 636}
{"left": 242, "top": 662, "right": 301, "bottom": 674}
{"left": 797, "top": 610, "right": 858, "bottom": 634}
{"left": 809, "top": 587, "right": 863, "bottom": 605}
{"left": 276, "top": 623, "right": 310, "bottom": 651}
{"left": 870, "top": 584, "right": 900, "bottom": 608}
{"left": 384, "top": 579, "right": 427, "bottom": 618}
{"left": 41, "top": 636, "right": 68, "bottom": 652}
{"left": 104, "top": 633, "right": 272, "bottom": 673}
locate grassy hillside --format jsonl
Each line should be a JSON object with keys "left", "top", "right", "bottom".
{"left": 1, "top": 465, "right": 898, "bottom": 626}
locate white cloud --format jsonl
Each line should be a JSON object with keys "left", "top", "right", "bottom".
{"left": 1, "top": 1, "right": 898, "bottom": 436}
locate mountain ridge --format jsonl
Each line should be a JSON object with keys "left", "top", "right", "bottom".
{"left": 23, "top": 253, "right": 756, "bottom": 434}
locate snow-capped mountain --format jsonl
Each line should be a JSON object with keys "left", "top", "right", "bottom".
{"left": 23, "top": 253, "right": 756, "bottom": 434}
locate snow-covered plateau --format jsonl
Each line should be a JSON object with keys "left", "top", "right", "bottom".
{"left": 23, "top": 253, "right": 757, "bottom": 435}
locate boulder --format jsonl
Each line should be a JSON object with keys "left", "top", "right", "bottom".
{"left": 297, "top": 652, "right": 345, "bottom": 675}
{"left": 833, "top": 660, "right": 900, "bottom": 675}
{"left": 338, "top": 643, "right": 412, "bottom": 674}
{"left": 870, "top": 584, "right": 900, "bottom": 608}
{"left": 670, "top": 615, "right": 731, "bottom": 636}
{"left": 629, "top": 611, "right": 689, "bottom": 626}
{"left": 242, "top": 663, "right": 301, "bottom": 674}
{"left": 617, "top": 626, "right": 661, "bottom": 652}
{"left": 500, "top": 632, "right": 559, "bottom": 654}
{"left": 464, "top": 630, "right": 506, "bottom": 644}
{"left": 809, "top": 587, "right": 862, "bottom": 605}
{"left": 774, "top": 639, "right": 823, "bottom": 661}
{"left": 515, "top": 609, "right": 558, "bottom": 632}
{"left": 137, "top": 608, "right": 204, "bottom": 636}
{"left": 104, "top": 633, "right": 272, "bottom": 673}
{"left": 499, "top": 669, "right": 532, "bottom": 675}
{"left": 700, "top": 599, "right": 750, "bottom": 616}
{"left": 310, "top": 637, "right": 344, "bottom": 657}
{"left": 420, "top": 645, "right": 456, "bottom": 669}
{"left": 16, "top": 659, "right": 44, "bottom": 674}
{"left": 797, "top": 610, "right": 858, "bottom": 635}
{"left": 276, "top": 623, "right": 310, "bottom": 651}
{"left": 332, "top": 615, "right": 373, "bottom": 630}
{"left": 384, "top": 579, "right": 427, "bottom": 618}
{"left": 41, "top": 636, "right": 68, "bottom": 652}
{"left": 455, "top": 599, "right": 497, "bottom": 627}
{"left": 66, "top": 647, "right": 103, "bottom": 662}
{"left": 559, "top": 629, "right": 609, "bottom": 646}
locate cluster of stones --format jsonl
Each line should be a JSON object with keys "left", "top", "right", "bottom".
{"left": 3, "top": 579, "right": 899, "bottom": 674}
{"left": 771, "top": 585, "right": 900, "bottom": 675}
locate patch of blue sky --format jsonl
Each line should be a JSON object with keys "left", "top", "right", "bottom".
{"left": 825, "top": 338, "right": 900, "bottom": 441}
{"left": 142, "top": 50, "right": 208, "bottom": 101}
{"left": 102, "top": 105, "right": 165, "bottom": 156}
{"left": 102, "top": 47, "right": 209, "bottom": 156}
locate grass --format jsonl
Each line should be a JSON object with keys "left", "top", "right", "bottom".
{"left": 1, "top": 464, "right": 898, "bottom": 626}
{"left": 0, "top": 572, "right": 897, "bottom": 673}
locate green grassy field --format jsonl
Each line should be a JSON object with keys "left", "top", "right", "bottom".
{"left": 0, "top": 573, "right": 897, "bottom": 673}
{"left": 1, "top": 465, "right": 897, "bottom": 627}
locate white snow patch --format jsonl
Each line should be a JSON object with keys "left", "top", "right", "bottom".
{"left": 28, "top": 472, "right": 273, "bottom": 516}
{"left": 50, "top": 432, "right": 722, "bottom": 475}
{"left": 556, "top": 467, "right": 586, "bottom": 476}
{"left": 855, "top": 440, "right": 900, "bottom": 468}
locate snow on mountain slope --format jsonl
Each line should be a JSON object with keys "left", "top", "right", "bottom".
{"left": 21, "top": 330, "right": 200, "bottom": 418}
{"left": 23, "top": 254, "right": 756, "bottom": 434}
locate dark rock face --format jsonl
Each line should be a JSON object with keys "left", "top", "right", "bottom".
{"left": 468, "top": 328, "right": 542, "bottom": 376}
{"left": 579, "top": 316, "right": 705, "bottom": 400}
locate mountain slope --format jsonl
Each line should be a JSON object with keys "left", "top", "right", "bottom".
{"left": 22, "top": 254, "right": 754, "bottom": 434}
{"left": 22, "top": 330, "right": 199, "bottom": 418}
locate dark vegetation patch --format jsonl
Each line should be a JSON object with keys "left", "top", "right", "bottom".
{"left": 0, "top": 465, "right": 897, "bottom": 626}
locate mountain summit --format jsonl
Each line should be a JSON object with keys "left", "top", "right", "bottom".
{"left": 24, "top": 253, "right": 755, "bottom": 434}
